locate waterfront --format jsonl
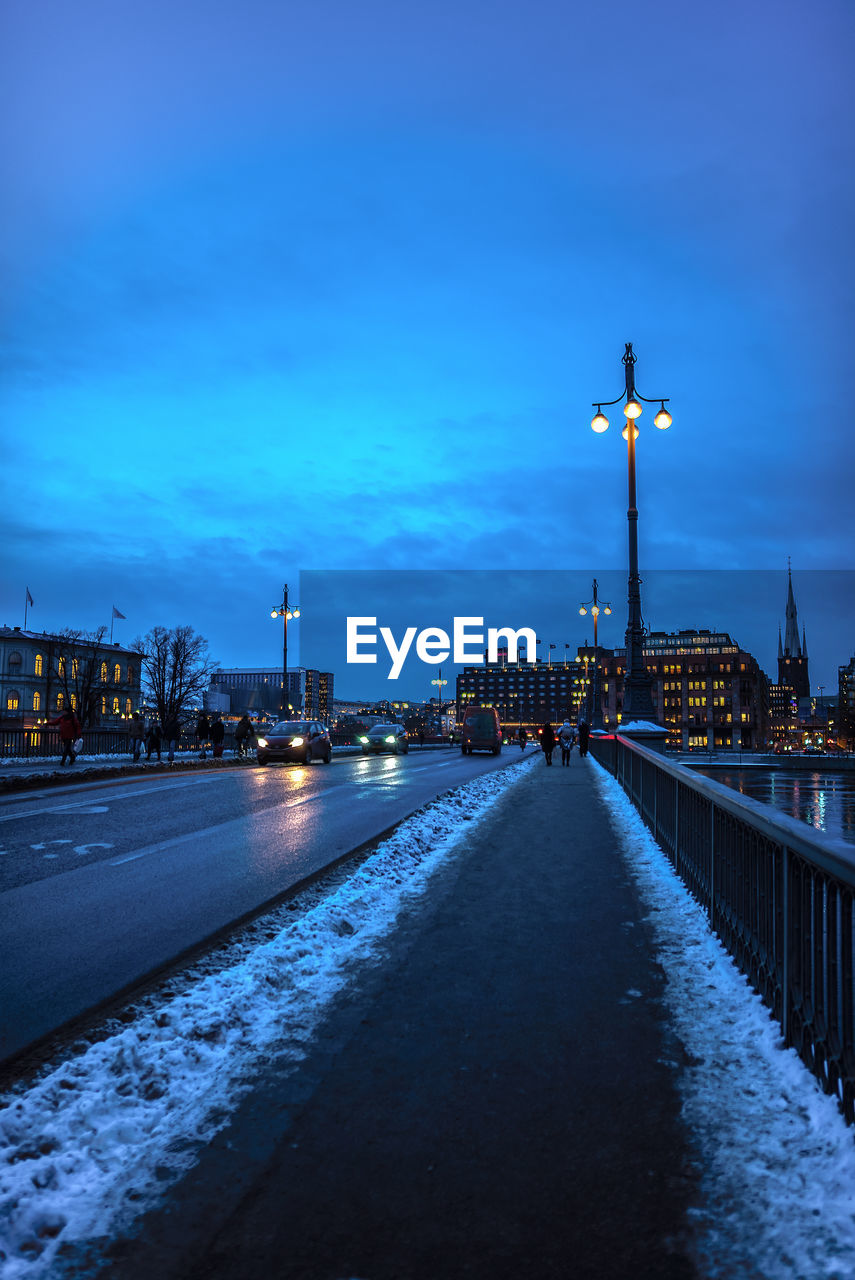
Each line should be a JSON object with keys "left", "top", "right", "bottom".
{"left": 692, "top": 768, "right": 855, "bottom": 847}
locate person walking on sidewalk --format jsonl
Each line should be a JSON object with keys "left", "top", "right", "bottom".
{"left": 210, "top": 713, "right": 226, "bottom": 759}
{"left": 518, "top": 726, "right": 527, "bottom": 751}
{"left": 47, "top": 707, "right": 82, "bottom": 766}
{"left": 234, "top": 713, "right": 255, "bottom": 759}
{"left": 558, "top": 719, "right": 575, "bottom": 766}
{"left": 129, "top": 711, "right": 145, "bottom": 762}
{"left": 578, "top": 720, "right": 590, "bottom": 758}
{"left": 196, "top": 712, "right": 210, "bottom": 758}
{"left": 541, "top": 722, "right": 556, "bottom": 765}
{"left": 145, "top": 719, "right": 163, "bottom": 761}
{"left": 162, "top": 712, "right": 181, "bottom": 762}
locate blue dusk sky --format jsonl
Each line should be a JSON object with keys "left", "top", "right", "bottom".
{"left": 2, "top": 0, "right": 853, "bottom": 700}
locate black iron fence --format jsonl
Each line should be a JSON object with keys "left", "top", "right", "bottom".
{"left": 590, "top": 732, "right": 855, "bottom": 1126}
{"left": 0, "top": 728, "right": 134, "bottom": 759}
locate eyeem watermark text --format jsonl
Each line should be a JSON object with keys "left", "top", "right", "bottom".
{"left": 346, "top": 617, "right": 536, "bottom": 680}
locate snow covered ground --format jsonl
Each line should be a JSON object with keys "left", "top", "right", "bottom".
{"left": 592, "top": 761, "right": 855, "bottom": 1280}
{"left": 0, "top": 756, "right": 537, "bottom": 1277}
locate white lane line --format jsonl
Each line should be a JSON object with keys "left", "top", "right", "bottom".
{"left": 0, "top": 774, "right": 228, "bottom": 822}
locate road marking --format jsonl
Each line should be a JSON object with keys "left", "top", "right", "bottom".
{"left": 30, "top": 840, "right": 73, "bottom": 850}
{"left": 73, "top": 842, "right": 115, "bottom": 855}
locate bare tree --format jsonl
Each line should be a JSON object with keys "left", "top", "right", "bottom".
{"left": 49, "top": 627, "right": 115, "bottom": 728}
{"left": 134, "top": 625, "right": 216, "bottom": 723}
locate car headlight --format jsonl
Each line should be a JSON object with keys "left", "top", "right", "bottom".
{"left": 385, "top": 735, "right": 396, "bottom": 743}
{"left": 256, "top": 738, "right": 268, "bottom": 748}
{"left": 291, "top": 736, "right": 304, "bottom": 747}
{"left": 359, "top": 736, "right": 369, "bottom": 743}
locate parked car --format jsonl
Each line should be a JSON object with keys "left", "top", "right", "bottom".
{"left": 256, "top": 720, "right": 332, "bottom": 766}
{"left": 360, "top": 724, "right": 409, "bottom": 755}
{"left": 461, "top": 705, "right": 502, "bottom": 755}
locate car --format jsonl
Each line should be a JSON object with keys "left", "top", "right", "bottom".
{"left": 256, "top": 720, "right": 332, "bottom": 766}
{"left": 360, "top": 724, "right": 409, "bottom": 755}
{"left": 461, "top": 705, "right": 502, "bottom": 755}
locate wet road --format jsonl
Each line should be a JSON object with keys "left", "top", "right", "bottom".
{"left": 0, "top": 749, "right": 521, "bottom": 1065}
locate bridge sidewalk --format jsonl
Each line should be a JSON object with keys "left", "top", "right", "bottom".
{"left": 118, "top": 754, "right": 699, "bottom": 1280}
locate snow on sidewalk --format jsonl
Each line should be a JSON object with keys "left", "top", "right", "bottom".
{"left": 0, "top": 755, "right": 537, "bottom": 1277}
{"left": 592, "top": 760, "right": 855, "bottom": 1280}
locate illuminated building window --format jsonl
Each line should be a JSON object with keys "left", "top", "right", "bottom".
{"left": 125, "top": 698, "right": 132, "bottom": 715}
{"left": 113, "top": 696, "right": 120, "bottom": 714}
{"left": 102, "top": 696, "right": 107, "bottom": 714}
{"left": 114, "top": 663, "right": 121, "bottom": 682}
{"left": 100, "top": 662, "right": 108, "bottom": 682}
{"left": 56, "top": 692, "right": 65, "bottom": 709}
{"left": 58, "top": 658, "right": 65, "bottom": 677}
{"left": 35, "top": 653, "right": 43, "bottom": 676}
{"left": 70, "top": 694, "right": 77, "bottom": 711}
{"left": 33, "top": 692, "right": 41, "bottom": 712}
{"left": 72, "top": 659, "right": 79, "bottom": 678}
{"left": 6, "top": 691, "right": 19, "bottom": 710}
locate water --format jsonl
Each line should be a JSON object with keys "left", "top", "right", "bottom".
{"left": 692, "top": 768, "right": 855, "bottom": 847}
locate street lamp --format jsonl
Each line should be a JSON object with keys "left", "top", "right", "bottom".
{"left": 590, "top": 343, "right": 671, "bottom": 723}
{"left": 270, "top": 583, "right": 301, "bottom": 717}
{"left": 431, "top": 670, "right": 448, "bottom": 734}
{"left": 579, "top": 578, "right": 612, "bottom": 731}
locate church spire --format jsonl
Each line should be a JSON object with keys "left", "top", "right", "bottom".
{"left": 778, "top": 625, "right": 783, "bottom": 660}
{"left": 784, "top": 561, "right": 801, "bottom": 657}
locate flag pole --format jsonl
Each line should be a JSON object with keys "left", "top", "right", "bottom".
{"left": 24, "top": 590, "right": 28, "bottom": 630}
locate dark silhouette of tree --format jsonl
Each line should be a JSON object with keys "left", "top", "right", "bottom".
{"left": 134, "top": 625, "right": 215, "bottom": 723}
{"left": 49, "top": 627, "right": 116, "bottom": 728}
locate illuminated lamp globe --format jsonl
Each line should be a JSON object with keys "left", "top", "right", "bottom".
{"left": 621, "top": 423, "right": 640, "bottom": 441}
{"left": 579, "top": 606, "right": 588, "bottom": 616}
{"left": 623, "top": 398, "right": 643, "bottom": 419}
{"left": 654, "top": 405, "right": 672, "bottom": 429}
{"left": 604, "top": 605, "right": 612, "bottom": 615}
{"left": 270, "top": 609, "right": 278, "bottom": 618}
{"left": 591, "top": 409, "right": 609, "bottom": 433}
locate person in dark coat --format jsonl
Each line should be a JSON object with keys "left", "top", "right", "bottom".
{"left": 578, "top": 720, "right": 590, "bottom": 757}
{"left": 162, "top": 713, "right": 181, "bottom": 762}
{"left": 210, "top": 713, "right": 225, "bottom": 759}
{"left": 196, "top": 713, "right": 210, "bottom": 758}
{"left": 518, "top": 726, "right": 527, "bottom": 750}
{"left": 48, "top": 708, "right": 82, "bottom": 766}
{"left": 234, "top": 714, "right": 255, "bottom": 759}
{"left": 145, "top": 720, "right": 163, "bottom": 761}
{"left": 541, "top": 722, "right": 556, "bottom": 765}
{"left": 558, "top": 719, "right": 575, "bottom": 766}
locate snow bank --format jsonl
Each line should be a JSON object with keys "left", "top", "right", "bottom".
{"left": 0, "top": 756, "right": 537, "bottom": 1276}
{"left": 591, "top": 761, "right": 855, "bottom": 1279}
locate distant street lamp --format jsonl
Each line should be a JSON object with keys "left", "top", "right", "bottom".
{"left": 431, "top": 670, "right": 448, "bottom": 732}
{"left": 271, "top": 584, "right": 301, "bottom": 717}
{"left": 579, "top": 578, "right": 612, "bottom": 731}
{"left": 590, "top": 343, "right": 672, "bottom": 722}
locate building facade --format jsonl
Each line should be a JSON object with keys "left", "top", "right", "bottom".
{"left": 0, "top": 626, "right": 140, "bottom": 728}
{"left": 210, "top": 667, "right": 334, "bottom": 722}
{"left": 455, "top": 629, "right": 769, "bottom": 751}
{"left": 839, "top": 654, "right": 855, "bottom": 750}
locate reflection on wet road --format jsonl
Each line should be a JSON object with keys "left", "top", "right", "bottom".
{"left": 0, "top": 748, "right": 523, "bottom": 1062}
{"left": 693, "top": 768, "right": 855, "bottom": 846}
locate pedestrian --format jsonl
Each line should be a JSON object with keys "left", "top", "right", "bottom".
{"left": 541, "top": 722, "right": 556, "bottom": 765}
{"left": 234, "top": 713, "right": 255, "bottom": 759}
{"left": 145, "top": 719, "right": 163, "bottom": 761}
{"left": 518, "top": 726, "right": 527, "bottom": 751}
{"left": 418, "top": 728, "right": 425, "bottom": 748}
{"left": 210, "top": 713, "right": 225, "bottom": 759}
{"left": 196, "top": 712, "right": 210, "bottom": 758}
{"left": 578, "top": 720, "right": 590, "bottom": 758}
{"left": 558, "top": 719, "right": 575, "bottom": 767}
{"left": 129, "top": 711, "right": 145, "bottom": 762}
{"left": 162, "top": 712, "right": 181, "bottom": 762}
{"left": 47, "top": 707, "right": 82, "bottom": 766}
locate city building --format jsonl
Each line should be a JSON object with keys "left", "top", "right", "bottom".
{"left": 600, "top": 630, "right": 769, "bottom": 751}
{"left": 209, "top": 667, "right": 334, "bottom": 722}
{"left": 0, "top": 625, "right": 141, "bottom": 728}
{"left": 455, "top": 629, "right": 769, "bottom": 751}
{"left": 768, "top": 683, "right": 798, "bottom": 748}
{"left": 839, "top": 655, "right": 855, "bottom": 750}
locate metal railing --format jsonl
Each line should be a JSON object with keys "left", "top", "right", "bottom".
{"left": 590, "top": 732, "right": 855, "bottom": 1125}
{"left": 0, "top": 729, "right": 133, "bottom": 759}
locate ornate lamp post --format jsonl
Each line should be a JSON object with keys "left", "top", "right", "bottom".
{"left": 431, "top": 670, "right": 448, "bottom": 734}
{"left": 590, "top": 343, "right": 671, "bottom": 723}
{"left": 579, "top": 578, "right": 612, "bottom": 731}
{"left": 270, "top": 584, "right": 301, "bottom": 717}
